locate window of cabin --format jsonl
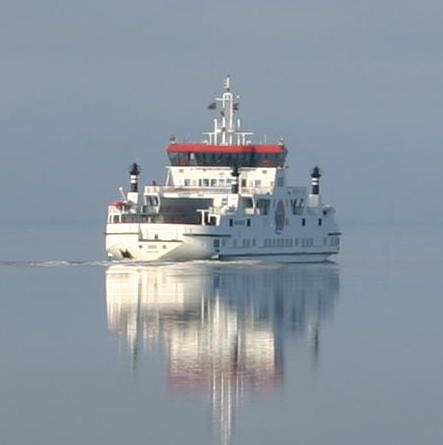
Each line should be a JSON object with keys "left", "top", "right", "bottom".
{"left": 302, "top": 218, "right": 306, "bottom": 226}
{"left": 211, "top": 179, "right": 217, "bottom": 187}
{"left": 184, "top": 179, "right": 191, "bottom": 186}
{"left": 318, "top": 218, "right": 322, "bottom": 226}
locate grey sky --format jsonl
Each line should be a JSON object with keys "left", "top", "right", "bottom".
{"left": 1, "top": 0, "right": 442, "bottom": 224}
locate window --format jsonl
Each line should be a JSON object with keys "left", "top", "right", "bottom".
{"left": 211, "top": 179, "right": 217, "bottom": 187}
{"left": 302, "top": 218, "right": 306, "bottom": 226}
{"left": 318, "top": 218, "right": 322, "bottom": 226}
{"left": 241, "top": 179, "right": 247, "bottom": 187}
{"left": 229, "top": 219, "right": 233, "bottom": 227}
{"left": 113, "top": 215, "right": 120, "bottom": 223}
{"left": 213, "top": 240, "right": 220, "bottom": 248}
{"left": 247, "top": 219, "right": 251, "bottom": 227}
{"left": 184, "top": 179, "right": 191, "bottom": 186}
{"left": 203, "top": 179, "right": 209, "bottom": 187}
{"left": 254, "top": 179, "right": 262, "bottom": 187}
{"left": 257, "top": 199, "right": 270, "bottom": 215}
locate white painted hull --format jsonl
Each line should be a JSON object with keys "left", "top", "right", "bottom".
{"left": 105, "top": 222, "right": 339, "bottom": 263}
{"left": 217, "top": 253, "right": 335, "bottom": 263}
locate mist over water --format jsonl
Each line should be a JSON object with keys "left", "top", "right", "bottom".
{"left": 1, "top": 1, "right": 442, "bottom": 443}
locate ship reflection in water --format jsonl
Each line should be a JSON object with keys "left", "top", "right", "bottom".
{"left": 105, "top": 262, "right": 339, "bottom": 444}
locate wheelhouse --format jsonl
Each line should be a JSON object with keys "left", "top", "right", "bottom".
{"left": 167, "top": 144, "right": 287, "bottom": 167}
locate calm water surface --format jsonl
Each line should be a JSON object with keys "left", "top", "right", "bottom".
{"left": 1, "top": 223, "right": 442, "bottom": 445}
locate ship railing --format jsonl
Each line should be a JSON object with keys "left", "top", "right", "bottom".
{"left": 143, "top": 185, "right": 274, "bottom": 195}
{"left": 144, "top": 185, "right": 232, "bottom": 195}
{"left": 240, "top": 186, "right": 273, "bottom": 195}
{"left": 208, "top": 206, "right": 258, "bottom": 216}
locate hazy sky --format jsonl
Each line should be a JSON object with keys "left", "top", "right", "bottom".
{"left": 1, "top": 0, "right": 442, "bottom": 224}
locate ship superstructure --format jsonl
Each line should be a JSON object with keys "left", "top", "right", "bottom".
{"left": 105, "top": 77, "right": 340, "bottom": 261}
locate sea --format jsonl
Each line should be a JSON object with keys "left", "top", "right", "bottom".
{"left": 1, "top": 222, "right": 442, "bottom": 445}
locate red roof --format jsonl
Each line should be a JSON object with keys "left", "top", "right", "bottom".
{"left": 167, "top": 143, "right": 285, "bottom": 154}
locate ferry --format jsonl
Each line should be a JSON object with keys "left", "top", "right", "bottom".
{"left": 105, "top": 76, "right": 341, "bottom": 262}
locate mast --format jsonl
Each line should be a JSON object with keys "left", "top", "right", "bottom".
{"left": 204, "top": 75, "right": 253, "bottom": 145}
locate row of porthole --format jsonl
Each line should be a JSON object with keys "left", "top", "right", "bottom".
{"left": 224, "top": 238, "right": 316, "bottom": 249}
{"left": 227, "top": 218, "right": 321, "bottom": 227}
{"left": 323, "top": 237, "right": 340, "bottom": 246}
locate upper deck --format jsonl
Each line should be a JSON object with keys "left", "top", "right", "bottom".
{"left": 167, "top": 143, "right": 286, "bottom": 167}
{"left": 166, "top": 75, "right": 287, "bottom": 168}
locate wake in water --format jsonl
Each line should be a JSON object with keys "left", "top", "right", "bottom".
{"left": 0, "top": 258, "right": 261, "bottom": 268}
{"left": 0, "top": 260, "right": 113, "bottom": 268}
{"left": 0, "top": 257, "right": 337, "bottom": 270}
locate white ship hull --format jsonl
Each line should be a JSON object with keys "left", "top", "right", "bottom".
{"left": 105, "top": 221, "right": 340, "bottom": 263}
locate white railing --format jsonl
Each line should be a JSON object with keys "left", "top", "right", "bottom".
{"left": 144, "top": 185, "right": 274, "bottom": 196}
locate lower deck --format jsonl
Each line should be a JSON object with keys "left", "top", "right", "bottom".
{"left": 105, "top": 221, "right": 340, "bottom": 262}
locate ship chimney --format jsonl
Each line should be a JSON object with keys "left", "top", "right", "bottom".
{"left": 129, "top": 162, "right": 140, "bottom": 193}
{"left": 231, "top": 165, "right": 240, "bottom": 194}
{"left": 311, "top": 166, "right": 321, "bottom": 195}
